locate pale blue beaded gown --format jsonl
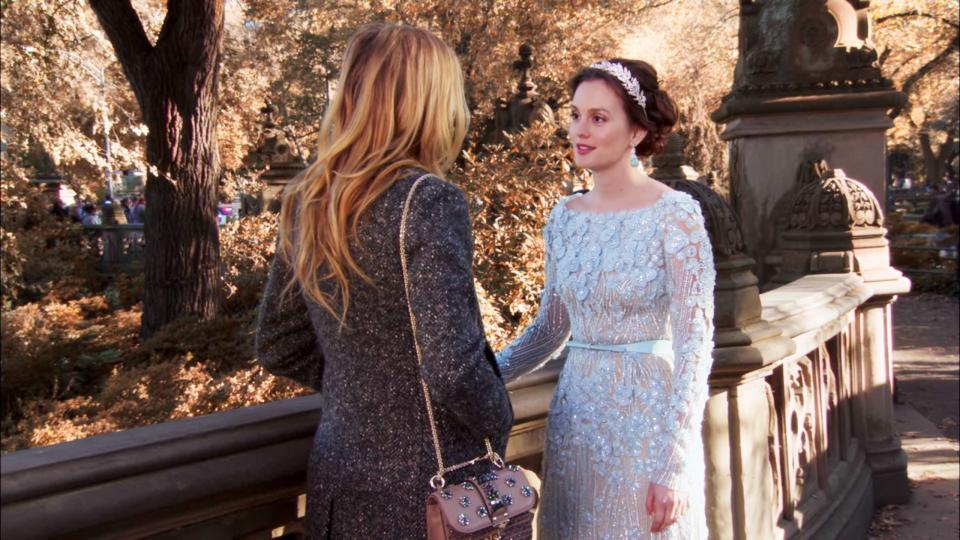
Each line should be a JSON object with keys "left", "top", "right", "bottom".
{"left": 497, "top": 189, "right": 715, "bottom": 540}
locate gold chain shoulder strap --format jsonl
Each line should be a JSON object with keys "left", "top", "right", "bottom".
{"left": 399, "top": 174, "right": 501, "bottom": 490}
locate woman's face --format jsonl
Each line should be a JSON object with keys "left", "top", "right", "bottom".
{"left": 569, "top": 79, "right": 645, "bottom": 172}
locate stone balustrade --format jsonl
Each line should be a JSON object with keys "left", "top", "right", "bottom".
{"left": 0, "top": 360, "right": 563, "bottom": 539}
{"left": 0, "top": 269, "right": 903, "bottom": 539}
{"left": 82, "top": 223, "right": 146, "bottom": 268}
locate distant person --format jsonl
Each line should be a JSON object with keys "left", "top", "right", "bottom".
{"left": 121, "top": 197, "right": 134, "bottom": 222}
{"left": 81, "top": 204, "right": 101, "bottom": 226}
{"left": 217, "top": 205, "right": 234, "bottom": 226}
{"left": 73, "top": 202, "right": 87, "bottom": 223}
{"left": 130, "top": 196, "right": 146, "bottom": 224}
{"left": 922, "top": 185, "right": 960, "bottom": 227}
{"left": 50, "top": 200, "right": 69, "bottom": 220}
{"left": 108, "top": 198, "right": 128, "bottom": 225}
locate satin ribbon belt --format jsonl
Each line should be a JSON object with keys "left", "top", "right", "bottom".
{"left": 566, "top": 339, "right": 673, "bottom": 357}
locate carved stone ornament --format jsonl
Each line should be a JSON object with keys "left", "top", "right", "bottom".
{"left": 786, "top": 168, "right": 883, "bottom": 231}
{"left": 786, "top": 357, "right": 817, "bottom": 507}
{"left": 651, "top": 133, "right": 747, "bottom": 258}
{"left": 665, "top": 178, "right": 748, "bottom": 258}
{"left": 725, "top": 0, "right": 888, "bottom": 99}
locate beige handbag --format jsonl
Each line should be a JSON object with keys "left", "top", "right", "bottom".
{"left": 400, "top": 174, "right": 539, "bottom": 540}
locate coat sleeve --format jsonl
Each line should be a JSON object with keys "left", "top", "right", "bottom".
{"left": 254, "top": 239, "right": 325, "bottom": 391}
{"left": 403, "top": 178, "right": 514, "bottom": 442}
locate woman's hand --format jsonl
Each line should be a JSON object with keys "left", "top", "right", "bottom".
{"left": 645, "top": 481, "right": 687, "bottom": 533}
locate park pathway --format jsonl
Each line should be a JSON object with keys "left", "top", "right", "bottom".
{"left": 870, "top": 292, "right": 959, "bottom": 540}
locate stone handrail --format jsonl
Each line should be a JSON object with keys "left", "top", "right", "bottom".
{"left": 0, "top": 361, "right": 563, "bottom": 539}
{"left": 1, "top": 268, "right": 906, "bottom": 539}
{"left": 82, "top": 223, "right": 146, "bottom": 267}
{"left": 704, "top": 272, "right": 909, "bottom": 539}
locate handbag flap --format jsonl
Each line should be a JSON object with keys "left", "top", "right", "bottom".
{"left": 427, "top": 466, "right": 539, "bottom": 534}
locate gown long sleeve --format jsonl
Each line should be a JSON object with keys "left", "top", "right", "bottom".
{"left": 650, "top": 198, "right": 716, "bottom": 490}
{"left": 496, "top": 208, "right": 572, "bottom": 383}
{"left": 530, "top": 190, "right": 714, "bottom": 539}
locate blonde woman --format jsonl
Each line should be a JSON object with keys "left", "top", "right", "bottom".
{"left": 255, "top": 24, "right": 513, "bottom": 539}
{"left": 497, "top": 59, "right": 715, "bottom": 539}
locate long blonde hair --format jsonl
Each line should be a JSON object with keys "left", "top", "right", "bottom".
{"left": 278, "top": 23, "right": 470, "bottom": 323}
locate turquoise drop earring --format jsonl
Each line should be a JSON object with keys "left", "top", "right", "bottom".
{"left": 630, "top": 150, "right": 640, "bottom": 168}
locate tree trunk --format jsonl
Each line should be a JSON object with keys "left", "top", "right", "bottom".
{"left": 920, "top": 131, "right": 960, "bottom": 186}
{"left": 90, "top": 0, "right": 225, "bottom": 338}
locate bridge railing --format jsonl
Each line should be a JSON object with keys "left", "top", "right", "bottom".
{"left": 82, "top": 223, "right": 146, "bottom": 268}
{"left": 0, "top": 360, "right": 563, "bottom": 539}
{"left": 1, "top": 271, "right": 906, "bottom": 539}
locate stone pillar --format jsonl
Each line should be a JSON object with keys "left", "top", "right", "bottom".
{"left": 703, "top": 389, "right": 734, "bottom": 540}
{"left": 712, "top": 0, "right": 905, "bottom": 284}
{"left": 101, "top": 227, "right": 122, "bottom": 266}
{"left": 858, "top": 295, "right": 910, "bottom": 505}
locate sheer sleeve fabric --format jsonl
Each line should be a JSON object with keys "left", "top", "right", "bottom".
{"left": 496, "top": 207, "right": 572, "bottom": 383}
{"left": 651, "top": 195, "right": 716, "bottom": 490}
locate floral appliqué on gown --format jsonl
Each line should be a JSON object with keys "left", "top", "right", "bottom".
{"left": 497, "top": 190, "right": 716, "bottom": 539}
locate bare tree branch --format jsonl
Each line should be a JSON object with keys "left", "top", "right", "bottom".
{"left": 876, "top": 10, "right": 959, "bottom": 30}
{"left": 901, "top": 34, "right": 960, "bottom": 97}
{"left": 87, "top": 1, "right": 153, "bottom": 84}
{"left": 889, "top": 51, "right": 921, "bottom": 79}
{"left": 646, "top": 0, "right": 678, "bottom": 9}
{"left": 877, "top": 47, "right": 892, "bottom": 67}
{"left": 88, "top": 0, "right": 153, "bottom": 106}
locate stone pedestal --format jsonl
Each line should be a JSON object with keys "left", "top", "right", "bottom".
{"left": 262, "top": 163, "right": 306, "bottom": 213}
{"left": 858, "top": 296, "right": 910, "bottom": 505}
{"left": 244, "top": 100, "right": 307, "bottom": 214}
{"left": 719, "top": 96, "right": 903, "bottom": 284}
{"left": 484, "top": 44, "right": 555, "bottom": 147}
{"left": 713, "top": 0, "right": 906, "bottom": 284}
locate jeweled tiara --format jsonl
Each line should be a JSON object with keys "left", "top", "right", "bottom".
{"left": 590, "top": 61, "right": 647, "bottom": 111}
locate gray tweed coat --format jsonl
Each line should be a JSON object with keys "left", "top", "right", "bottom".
{"left": 255, "top": 172, "right": 514, "bottom": 539}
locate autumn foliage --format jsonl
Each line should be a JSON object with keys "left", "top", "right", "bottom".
{"left": 2, "top": 0, "right": 957, "bottom": 452}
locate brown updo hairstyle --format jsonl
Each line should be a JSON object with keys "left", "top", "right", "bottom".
{"left": 569, "top": 58, "right": 678, "bottom": 157}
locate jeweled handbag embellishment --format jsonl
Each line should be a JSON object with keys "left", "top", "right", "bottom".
{"left": 401, "top": 175, "right": 539, "bottom": 540}
{"left": 426, "top": 474, "right": 538, "bottom": 539}
{"left": 478, "top": 472, "right": 498, "bottom": 483}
